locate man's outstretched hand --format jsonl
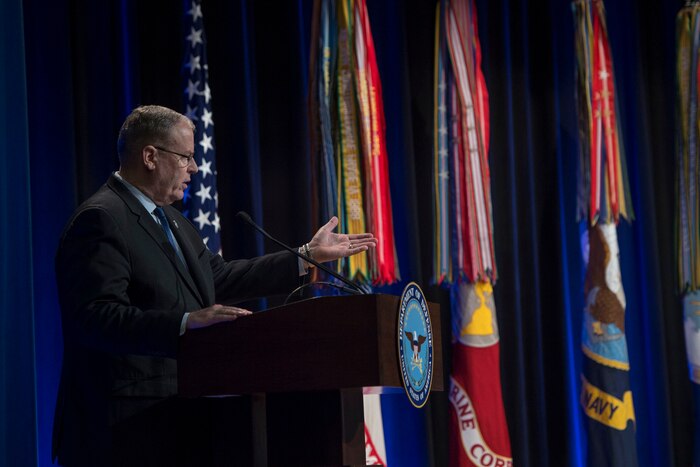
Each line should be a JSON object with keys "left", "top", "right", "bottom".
{"left": 307, "top": 216, "right": 377, "bottom": 264}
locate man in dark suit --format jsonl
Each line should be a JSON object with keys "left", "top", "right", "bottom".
{"left": 52, "top": 105, "right": 376, "bottom": 466}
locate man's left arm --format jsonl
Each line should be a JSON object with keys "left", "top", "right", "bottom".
{"left": 204, "top": 216, "right": 377, "bottom": 305}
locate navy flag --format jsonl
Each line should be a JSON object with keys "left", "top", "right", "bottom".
{"left": 182, "top": 0, "right": 221, "bottom": 255}
{"left": 574, "top": 1, "right": 638, "bottom": 465}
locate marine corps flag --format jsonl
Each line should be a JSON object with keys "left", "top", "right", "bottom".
{"left": 573, "top": 1, "right": 638, "bottom": 465}
{"left": 432, "top": 1, "right": 512, "bottom": 465}
{"left": 449, "top": 283, "right": 512, "bottom": 466}
{"left": 676, "top": 5, "right": 700, "bottom": 464}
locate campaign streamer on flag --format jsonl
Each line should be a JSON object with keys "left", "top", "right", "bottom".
{"left": 434, "top": 0, "right": 495, "bottom": 286}
{"left": 572, "top": 0, "right": 633, "bottom": 226}
{"left": 309, "top": 0, "right": 339, "bottom": 236}
{"left": 573, "top": 1, "right": 638, "bottom": 465}
{"left": 308, "top": 0, "right": 399, "bottom": 286}
{"left": 432, "top": 1, "right": 512, "bottom": 465}
{"left": 353, "top": 0, "right": 398, "bottom": 285}
{"left": 676, "top": 4, "right": 700, "bottom": 464}
{"left": 338, "top": 0, "right": 368, "bottom": 281}
{"left": 181, "top": 0, "right": 221, "bottom": 255}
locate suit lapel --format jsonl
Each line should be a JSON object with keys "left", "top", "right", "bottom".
{"left": 107, "top": 176, "right": 205, "bottom": 306}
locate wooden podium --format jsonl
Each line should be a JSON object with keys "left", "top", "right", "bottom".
{"left": 178, "top": 294, "right": 443, "bottom": 466}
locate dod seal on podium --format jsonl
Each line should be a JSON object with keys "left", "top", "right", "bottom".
{"left": 397, "top": 282, "right": 434, "bottom": 408}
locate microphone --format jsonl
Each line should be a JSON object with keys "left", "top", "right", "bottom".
{"left": 236, "top": 211, "right": 367, "bottom": 295}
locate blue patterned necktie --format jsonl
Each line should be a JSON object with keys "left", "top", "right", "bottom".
{"left": 154, "top": 207, "right": 186, "bottom": 266}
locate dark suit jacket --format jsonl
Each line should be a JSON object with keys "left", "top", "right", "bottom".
{"left": 52, "top": 175, "right": 299, "bottom": 465}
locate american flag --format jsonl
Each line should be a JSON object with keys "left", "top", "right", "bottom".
{"left": 181, "top": 0, "right": 221, "bottom": 255}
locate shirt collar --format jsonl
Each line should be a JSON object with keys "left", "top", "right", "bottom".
{"left": 114, "top": 171, "right": 158, "bottom": 215}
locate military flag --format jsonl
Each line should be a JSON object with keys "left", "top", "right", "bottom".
{"left": 448, "top": 282, "right": 512, "bottom": 466}
{"left": 573, "top": 1, "right": 637, "bottom": 464}
{"left": 308, "top": 0, "right": 399, "bottom": 286}
{"left": 432, "top": 1, "right": 512, "bottom": 465}
{"left": 676, "top": 5, "right": 700, "bottom": 464}
{"left": 181, "top": 0, "right": 221, "bottom": 255}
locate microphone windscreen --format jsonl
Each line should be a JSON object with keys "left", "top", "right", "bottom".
{"left": 236, "top": 211, "right": 252, "bottom": 223}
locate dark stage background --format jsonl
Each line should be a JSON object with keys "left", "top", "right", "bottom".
{"left": 1, "top": 0, "right": 696, "bottom": 465}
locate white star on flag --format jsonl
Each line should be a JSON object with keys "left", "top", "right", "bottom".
{"left": 186, "top": 54, "right": 201, "bottom": 71}
{"left": 201, "top": 108, "right": 214, "bottom": 129}
{"left": 188, "top": 1, "right": 203, "bottom": 21}
{"left": 199, "top": 158, "right": 212, "bottom": 179}
{"left": 194, "top": 209, "right": 212, "bottom": 230}
{"left": 199, "top": 133, "right": 213, "bottom": 154}
{"left": 195, "top": 184, "right": 212, "bottom": 203}
{"left": 185, "top": 79, "right": 200, "bottom": 100}
{"left": 186, "top": 27, "right": 203, "bottom": 47}
{"left": 185, "top": 104, "right": 198, "bottom": 121}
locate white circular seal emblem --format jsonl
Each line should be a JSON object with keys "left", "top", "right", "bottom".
{"left": 397, "top": 282, "right": 434, "bottom": 408}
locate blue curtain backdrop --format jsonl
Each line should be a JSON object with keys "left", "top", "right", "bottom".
{"left": 1, "top": 1, "right": 37, "bottom": 466}
{"left": 23, "top": 1, "right": 80, "bottom": 462}
{"left": 1, "top": 0, "right": 695, "bottom": 465}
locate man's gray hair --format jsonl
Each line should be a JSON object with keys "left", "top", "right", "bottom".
{"left": 117, "top": 105, "right": 194, "bottom": 164}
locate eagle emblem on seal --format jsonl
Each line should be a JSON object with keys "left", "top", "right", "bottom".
{"left": 405, "top": 330, "right": 427, "bottom": 373}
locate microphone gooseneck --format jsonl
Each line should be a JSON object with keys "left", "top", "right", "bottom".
{"left": 235, "top": 211, "right": 366, "bottom": 295}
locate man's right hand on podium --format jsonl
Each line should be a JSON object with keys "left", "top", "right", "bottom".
{"left": 186, "top": 304, "right": 252, "bottom": 330}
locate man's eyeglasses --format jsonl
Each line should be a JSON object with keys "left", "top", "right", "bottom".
{"left": 154, "top": 146, "right": 196, "bottom": 168}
